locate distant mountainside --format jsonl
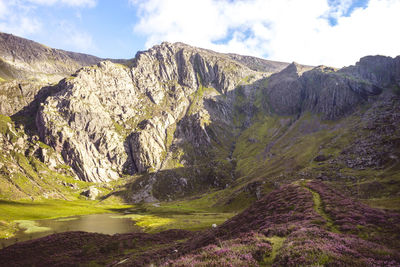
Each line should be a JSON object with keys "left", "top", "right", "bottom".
{"left": 227, "top": 53, "right": 290, "bottom": 72}
{"left": 0, "top": 32, "right": 105, "bottom": 116}
{"left": 0, "top": 32, "right": 101, "bottom": 82}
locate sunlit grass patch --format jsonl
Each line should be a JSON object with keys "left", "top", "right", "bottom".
{"left": 113, "top": 212, "right": 234, "bottom": 233}
{"left": 0, "top": 220, "right": 16, "bottom": 239}
{"left": 55, "top": 217, "right": 79, "bottom": 222}
{"left": 15, "top": 220, "right": 51, "bottom": 234}
{"left": 0, "top": 199, "right": 133, "bottom": 221}
{"left": 0, "top": 199, "right": 133, "bottom": 238}
{"left": 264, "top": 236, "right": 286, "bottom": 265}
{"left": 112, "top": 214, "right": 173, "bottom": 229}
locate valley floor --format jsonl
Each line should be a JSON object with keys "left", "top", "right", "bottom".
{"left": 0, "top": 196, "right": 236, "bottom": 248}
{"left": 0, "top": 180, "right": 399, "bottom": 266}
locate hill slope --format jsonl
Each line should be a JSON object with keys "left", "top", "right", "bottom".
{"left": 0, "top": 32, "right": 101, "bottom": 82}
{"left": 0, "top": 31, "right": 105, "bottom": 116}
{"left": 0, "top": 33, "right": 108, "bottom": 200}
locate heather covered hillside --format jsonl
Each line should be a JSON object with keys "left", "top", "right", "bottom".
{"left": 1, "top": 181, "right": 399, "bottom": 266}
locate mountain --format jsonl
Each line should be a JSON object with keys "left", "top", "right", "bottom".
{"left": 0, "top": 32, "right": 105, "bottom": 116}
{"left": 0, "top": 33, "right": 399, "bottom": 266}
{"left": 1, "top": 34, "right": 400, "bottom": 205}
{"left": 0, "top": 32, "right": 101, "bottom": 82}
{"left": 0, "top": 32, "right": 107, "bottom": 200}
{"left": 33, "top": 41, "right": 400, "bottom": 205}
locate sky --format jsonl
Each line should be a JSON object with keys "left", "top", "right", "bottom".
{"left": 0, "top": 0, "right": 399, "bottom": 67}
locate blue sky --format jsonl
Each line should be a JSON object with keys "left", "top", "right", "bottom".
{"left": 0, "top": 0, "right": 399, "bottom": 67}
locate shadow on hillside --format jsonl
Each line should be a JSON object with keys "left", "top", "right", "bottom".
{"left": 11, "top": 83, "right": 62, "bottom": 135}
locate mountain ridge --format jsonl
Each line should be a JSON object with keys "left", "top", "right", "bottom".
{"left": 0, "top": 34, "right": 398, "bottom": 206}
{"left": 0, "top": 32, "right": 102, "bottom": 82}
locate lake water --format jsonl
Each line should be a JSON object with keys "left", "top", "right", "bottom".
{"left": 1, "top": 213, "right": 142, "bottom": 248}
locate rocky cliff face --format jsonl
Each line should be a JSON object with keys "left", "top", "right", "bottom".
{"left": 265, "top": 63, "right": 383, "bottom": 119}
{"left": 0, "top": 113, "right": 83, "bottom": 200}
{"left": 34, "top": 40, "right": 400, "bottom": 202}
{"left": 0, "top": 80, "right": 44, "bottom": 115}
{"left": 340, "top": 55, "right": 400, "bottom": 87}
{"left": 36, "top": 42, "right": 265, "bottom": 183}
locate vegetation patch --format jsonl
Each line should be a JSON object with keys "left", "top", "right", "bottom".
{"left": 0, "top": 199, "right": 133, "bottom": 239}
{"left": 55, "top": 217, "right": 78, "bottom": 222}
{"left": 15, "top": 220, "right": 51, "bottom": 234}
{"left": 112, "top": 202, "right": 235, "bottom": 232}
{"left": 264, "top": 236, "right": 286, "bottom": 265}
{"left": 302, "top": 182, "right": 340, "bottom": 233}
{"left": 111, "top": 214, "right": 173, "bottom": 230}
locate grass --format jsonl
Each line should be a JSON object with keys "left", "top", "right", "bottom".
{"left": 14, "top": 220, "right": 51, "bottom": 234}
{"left": 361, "top": 197, "right": 400, "bottom": 211}
{"left": 55, "top": 217, "right": 78, "bottom": 222}
{"left": 0, "top": 114, "right": 15, "bottom": 135}
{"left": 112, "top": 212, "right": 234, "bottom": 233}
{"left": 264, "top": 236, "right": 286, "bottom": 265}
{"left": 0, "top": 199, "right": 133, "bottom": 238}
{"left": 302, "top": 183, "right": 340, "bottom": 233}
{"left": 0, "top": 199, "right": 132, "bottom": 221}
{"left": 111, "top": 214, "right": 174, "bottom": 229}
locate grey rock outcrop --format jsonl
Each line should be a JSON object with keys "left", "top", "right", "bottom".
{"left": 266, "top": 63, "right": 383, "bottom": 119}
{"left": 129, "top": 114, "right": 175, "bottom": 173}
{"left": 340, "top": 55, "right": 400, "bottom": 87}
{"left": 227, "top": 53, "right": 290, "bottom": 73}
{"left": 81, "top": 186, "right": 100, "bottom": 200}
{"left": 37, "top": 42, "right": 265, "bottom": 183}
{"left": 0, "top": 80, "right": 44, "bottom": 115}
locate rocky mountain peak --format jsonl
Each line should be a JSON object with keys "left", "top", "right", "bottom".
{"left": 35, "top": 42, "right": 269, "bottom": 183}
{"left": 281, "top": 61, "right": 313, "bottom": 76}
{"left": 28, "top": 40, "right": 400, "bottom": 200}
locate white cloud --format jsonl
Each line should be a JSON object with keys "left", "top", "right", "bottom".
{"left": 0, "top": 16, "right": 42, "bottom": 36}
{"left": 0, "top": 0, "right": 8, "bottom": 19}
{"left": 132, "top": 0, "right": 400, "bottom": 67}
{"left": 58, "top": 22, "right": 96, "bottom": 52}
{"left": 0, "top": 0, "right": 42, "bottom": 36}
{"left": 0, "top": 0, "right": 97, "bottom": 37}
{"left": 0, "top": 0, "right": 96, "bottom": 52}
